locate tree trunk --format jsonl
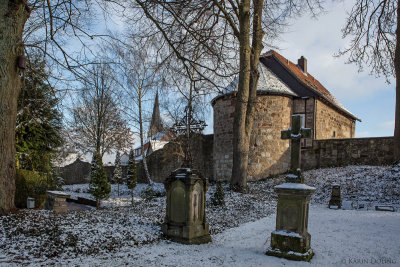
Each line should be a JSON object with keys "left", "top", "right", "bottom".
{"left": 394, "top": 0, "right": 400, "bottom": 161}
{"left": 231, "top": 0, "right": 251, "bottom": 192}
{"left": 131, "top": 189, "right": 134, "bottom": 206}
{"left": 245, "top": 0, "right": 264, "bottom": 169}
{"left": 139, "top": 94, "right": 151, "bottom": 184}
{"left": 231, "top": 0, "right": 264, "bottom": 192}
{"left": 0, "top": 0, "right": 30, "bottom": 215}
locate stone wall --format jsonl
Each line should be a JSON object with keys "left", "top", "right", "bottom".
{"left": 58, "top": 159, "right": 121, "bottom": 185}
{"left": 137, "top": 134, "right": 214, "bottom": 183}
{"left": 212, "top": 95, "right": 235, "bottom": 181}
{"left": 59, "top": 136, "right": 394, "bottom": 185}
{"left": 301, "top": 137, "right": 394, "bottom": 170}
{"left": 248, "top": 95, "right": 292, "bottom": 180}
{"left": 58, "top": 159, "right": 91, "bottom": 185}
{"left": 213, "top": 93, "right": 292, "bottom": 181}
{"left": 315, "top": 100, "right": 355, "bottom": 139}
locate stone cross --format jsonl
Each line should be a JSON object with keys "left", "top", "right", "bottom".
{"left": 281, "top": 115, "right": 312, "bottom": 174}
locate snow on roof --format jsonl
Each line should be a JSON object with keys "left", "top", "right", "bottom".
{"left": 222, "top": 63, "right": 298, "bottom": 97}
{"left": 149, "top": 140, "right": 168, "bottom": 151}
{"left": 134, "top": 131, "right": 167, "bottom": 150}
{"left": 134, "top": 140, "right": 169, "bottom": 161}
{"left": 258, "top": 63, "right": 298, "bottom": 97}
{"left": 214, "top": 50, "right": 360, "bottom": 122}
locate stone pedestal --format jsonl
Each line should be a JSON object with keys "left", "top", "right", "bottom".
{"left": 328, "top": 184, "right": 342, "bottom": 209}
{"left": 44, "top": 191, "right": 70, "bottom": 214}
{"left": 266, "top": 174, "right": 316, "bottom": 261}
{"left": 162, "top": 168, "right": 211, "bottom": 244}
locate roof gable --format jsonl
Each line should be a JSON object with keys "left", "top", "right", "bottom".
{"left": 262, "top": 50, "right": 360, "bottom": 121}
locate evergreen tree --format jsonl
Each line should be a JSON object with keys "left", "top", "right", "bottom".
{"left": 113, "top": 151, "right": 123, "bottom": 196}
{"left": 89, "top": 152, "right": 111, "bottom": 208}
{"left": 16, "top": 55, "right": 63, "bottom": 174}
{"left": 126, "top": 149, "right": 137, "bottom": 205}
{"left": 211, "top": 181, "right": 225, "bottom": 206}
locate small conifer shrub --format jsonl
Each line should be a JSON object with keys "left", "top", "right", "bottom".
{"left": 89, "top": 152, "right": 111, "bottom": 208}
{"left": 113, "top": 151, "right": 123, "bottom": 196}
{"left": 211, "top": 181, "right": 225, "bottom": 206}
{"left": 126, "top": 149, "right": 137, "bottom": 205}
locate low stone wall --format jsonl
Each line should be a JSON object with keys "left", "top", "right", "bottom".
{"left": 58, "top": 136, "right": 394, "bottom": 185}
{"left": 58, "top": 159, "right": 124, "bottom": 185}
{"left": 137, "top": 134, "right": 214, "bottom": 183}
{"left": 301, "top": 137, "right": 394, "bottom": 170}
{"left": 58, "top": 159, "right": 91, "bottom": 185}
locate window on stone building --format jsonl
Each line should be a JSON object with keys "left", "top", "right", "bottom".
{"left": 295, "top": 114, "right": 309, "bottom": 148}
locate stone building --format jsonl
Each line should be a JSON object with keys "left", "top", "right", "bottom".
{"left": 212, "top": 50, "right": 360, "bottom": 181}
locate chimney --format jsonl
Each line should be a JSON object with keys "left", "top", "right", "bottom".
{"left": 298, "top": 56, "right": 307, "bottom": 74}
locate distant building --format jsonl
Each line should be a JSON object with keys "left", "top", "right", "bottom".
{"left": 148, "top": 91, "right": 164, "bottom": 138}
{"left": 134, "top": 91, "right": 174, "bottom": 161}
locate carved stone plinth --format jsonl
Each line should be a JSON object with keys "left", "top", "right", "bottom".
{"left": 162, "top": 168, "right": 211, "bottom": 244}
{"left": 44, "top": 191, "right": 70, "bottom": 214}
{"left": 266, "top": 174, "right": 315, "bottom": 261}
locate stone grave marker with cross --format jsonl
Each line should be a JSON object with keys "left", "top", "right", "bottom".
{"left": 281, "top": 114, "right": 312, "bottom": 181}
{"left": 266, "top": 114, "right": 316, "bottom": 261}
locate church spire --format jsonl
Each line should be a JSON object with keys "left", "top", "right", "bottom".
{"left": 148, "top": 91, "right": 164, "bottom": 138}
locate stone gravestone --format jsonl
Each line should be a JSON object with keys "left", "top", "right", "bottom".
{"left": 162, "top": 168, "right": 211, "bottom": 244}
{"left": 266, "top": 115, "right": 316, "bottom": 261}
{"left": 44, "top": 191, "right": 70, "bottom": 214}
{"left": 328, "top": 184, "right": 342, "bottom": 209}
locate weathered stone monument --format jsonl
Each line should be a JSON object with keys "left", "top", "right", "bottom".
{"left": 328, "top": 184, "right": 342, "bottom": 209}
{"left": 266, "top": 115, "right": 316, "bottom": 261}
{"left": 44, "top": 191, "right": 70, "bottom": 214}
{"left": 162, "top": 168, "right": 211, "bottom": 244}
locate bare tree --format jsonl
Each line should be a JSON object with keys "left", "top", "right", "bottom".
{"left": 70, "top": 63, "right": 134, "bottom": 158}
{"left": 164, "top": 46, "right": 210, "bottom": 167}
{"left": 129, "top": 0, "right": 323, "bottom": 191}
{"left": 110, "top": 37, "right": 162, "bottom": 184}
{"left": 338, "top": 0, "right": 400, "bottom": 160}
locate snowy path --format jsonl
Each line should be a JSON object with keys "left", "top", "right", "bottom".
{"left": 56, "top": 205, "right": 400, "bottom": 266}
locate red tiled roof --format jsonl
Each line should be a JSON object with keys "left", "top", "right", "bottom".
{"left": 263, "top": 50, "right": 360, "bottom": 121}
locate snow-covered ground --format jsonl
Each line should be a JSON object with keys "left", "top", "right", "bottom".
{"left": 1, "top": 165, "right": 399, "bottom": 266}
{"left": 51, "top": 206, "right": 399, "bottom": 267}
